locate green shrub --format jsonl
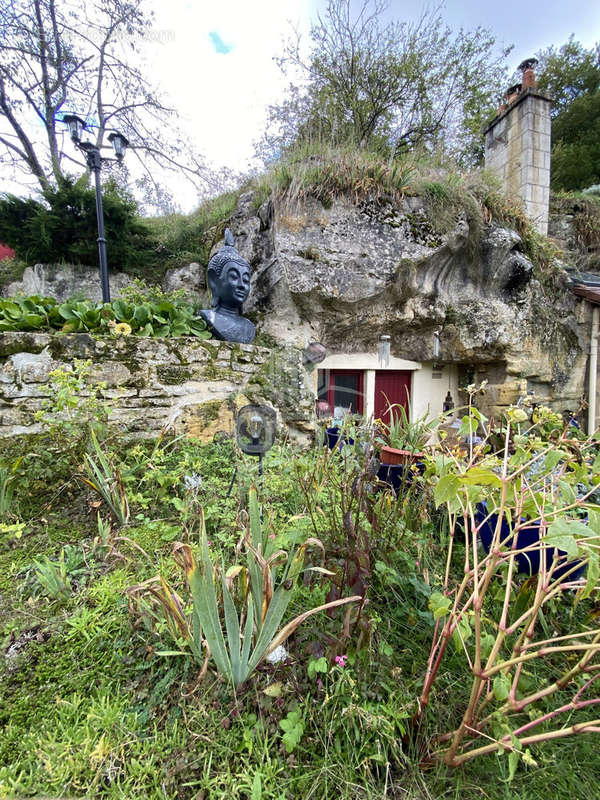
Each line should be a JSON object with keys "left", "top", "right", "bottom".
{"left": 0, "top": 178, "right": 157, "bottom": 271}
{"left": 144, "top": 191, "right": 239, "bottom": 269}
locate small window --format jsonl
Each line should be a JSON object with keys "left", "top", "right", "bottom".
{"left": 317, "top": 370, "right": 364, "bottom": 415}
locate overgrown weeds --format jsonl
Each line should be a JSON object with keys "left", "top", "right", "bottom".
{"left": 3, "top": 401, "right": 600, "bottom": 798}
{"left": 128, "top": 487, "right": 360, "bottom": 688}
{"left": 251, "top": 143, "right": 415, "bottom": 210}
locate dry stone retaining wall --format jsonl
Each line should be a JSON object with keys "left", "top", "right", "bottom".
{"left": 0, "top": 333, "right": 314, "bottom": 441}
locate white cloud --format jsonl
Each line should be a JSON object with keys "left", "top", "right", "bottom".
{"left": 142, "top": 0, "right": 315, "bottom": 184}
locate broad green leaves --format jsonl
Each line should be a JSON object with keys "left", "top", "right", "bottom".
{"left": 493, "top": 674, "right": 510, "bottom": 702}
{"left": 0, "top": 295, "right": 61, "bottom": 331}
{"left": 280, "top": 710, "right": 304, "bottom": 753}
{"left": 428, "top": 592, "right": 451, "bottom": 619}
{"left": 307, "top": 656, "right": 328, "bottom": 680}
{"left": 433, "top": 467, "right": 502, "bottom": 509}
{"left": 434, "top": 475, "right": 461, "bottom": 508}
{"left": 543, "top": 518, "right": 590, "bottom": 560}
{"left": 0, "top": 294, "right": 212, "bottom": 339}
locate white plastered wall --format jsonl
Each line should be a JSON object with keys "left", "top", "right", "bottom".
{"left": 314, "top": 353, "right": 459, "bottom": 421}
{"left": 412, "top": 363, "right": 459, "bottom": 419}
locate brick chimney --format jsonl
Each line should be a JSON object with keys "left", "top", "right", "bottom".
{"left": 505, "top": 83, "right": 522, "bottom": 105}
{"left": 519, "top": 57, "right": 538, "bottom": 90}
{"left": 484, "top": 57, "right": 551, "bottom": 235}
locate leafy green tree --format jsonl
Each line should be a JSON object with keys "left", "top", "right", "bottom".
{"left": 0, "top": 179, "right": 156, "bottom": 269}
{"left": 536, "top": 37, "right": 600, "bottom": 116}
{"left": 536, "top": 37, "right": 600, "bottom": 190}
{"left": 257, "top": 0, "right": 510, "bottom": 165}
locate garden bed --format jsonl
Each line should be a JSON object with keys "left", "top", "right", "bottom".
{"left": 1, "top": 393, "right": 600, "bottom": 798}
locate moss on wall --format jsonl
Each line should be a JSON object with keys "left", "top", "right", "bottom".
{"left": 156, "top": 365, "right": 194, "bottom": 385}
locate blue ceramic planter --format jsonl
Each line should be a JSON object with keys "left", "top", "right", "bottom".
{"left": 325, "top": 427, "right": 354, "bottom": 450}
{"left": 377, "top": 463, "right": 407, "bottom": 492}
{"left": 476, "top": 504, "right": 585, "bottom": 580}
{"left": 325, "top": 427, "right": 340, "bottom": 449}
{"left": 376, "top": 461, "right": 424, "bottom": 493}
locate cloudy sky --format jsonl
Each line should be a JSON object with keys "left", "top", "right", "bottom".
{"left": 2, "top": 0, "right": 598, "bottom": 211}
{"left": 140, "top": 0, "right": 600, "bottom": 210}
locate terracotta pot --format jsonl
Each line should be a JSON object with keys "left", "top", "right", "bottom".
{"left": 380, "top": 446, "right": 425, "bottom": 466}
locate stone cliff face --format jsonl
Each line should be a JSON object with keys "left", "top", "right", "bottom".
{"left": 2, "top": 189, "right": 593, "bottom": 420}
{"left": 228, "top": 190, "right": 591, "bottom": 418}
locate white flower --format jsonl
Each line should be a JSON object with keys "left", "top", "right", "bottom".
{"left": 265, "top": 645, "right": 288, "bottom": 664}
{"left": 183, "top": 473, "right": 202, "bottom": 492}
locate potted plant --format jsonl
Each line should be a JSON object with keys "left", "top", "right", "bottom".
{"left": 324, "top": 407, "right": 357, "bottom": 450}
{"left": 378, "top": 403, "right": 438, "bottom": 466}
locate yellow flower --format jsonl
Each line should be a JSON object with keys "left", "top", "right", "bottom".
{"left": 113, "top": 322, "right": 132, "bottom": 337}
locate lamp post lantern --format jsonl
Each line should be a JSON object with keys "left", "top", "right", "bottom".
{"left": 62, "top": 114, "right": 129, "bottom": 303}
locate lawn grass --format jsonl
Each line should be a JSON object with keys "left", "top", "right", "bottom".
{"left": 1, "top": 424, "right": 599, "bottom": 799}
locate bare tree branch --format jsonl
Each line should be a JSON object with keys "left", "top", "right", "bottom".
{"left": 0, "top": 0, "right": 213, "bottom": 209}
{"left": 258, "top": 0, "right": 510, "bottom": 165}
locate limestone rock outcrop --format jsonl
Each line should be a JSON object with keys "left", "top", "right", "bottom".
{"left": 1, "top": 189, "right": 593, "bottom": 422}
{"left": 228, "top": 191, "right": 590, "bottom": 418}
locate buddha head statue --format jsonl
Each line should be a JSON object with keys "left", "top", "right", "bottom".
{"left": 206, "top": 228, "right": 251, "bottom": 313}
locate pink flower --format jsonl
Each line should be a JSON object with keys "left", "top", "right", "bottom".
{"left": 269, "top": 533, "right": 276, "bottom": 540}
{"left": 334, "top": 654, "right": 348, "bottom": 668}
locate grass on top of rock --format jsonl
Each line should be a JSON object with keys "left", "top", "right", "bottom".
{"left": 2, "top": 381, "right": 600, "bottom": 799}
{"left": 247, "top": 143, "right": 564, "bottom": 285}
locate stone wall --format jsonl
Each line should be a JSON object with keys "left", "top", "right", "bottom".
{"left": 0, "top": 333, "right": 314, "bottom": 441}
{"left": 484, "top": 90, "right": 552, "bottom": 235}
{"left": 3, "top": 262, "right": 208, "bottom": 304}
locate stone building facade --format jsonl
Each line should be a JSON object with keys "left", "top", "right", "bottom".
{"left": 484, "top": 60, "right": 552, "bottom": 235}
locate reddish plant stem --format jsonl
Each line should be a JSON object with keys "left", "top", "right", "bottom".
{"left": 448, "top": 718, "right": 600, "bottom": 767}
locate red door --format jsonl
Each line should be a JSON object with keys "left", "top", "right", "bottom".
{"left": 374, "top": 371, "right": 411, "bottom": 425}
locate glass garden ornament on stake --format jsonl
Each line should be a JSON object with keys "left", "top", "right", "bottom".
{"left": 378, "top": 334, "right": 391, "bottom": 368}
{"left": 236, "top": 404, "right": 277, "bottom": 476}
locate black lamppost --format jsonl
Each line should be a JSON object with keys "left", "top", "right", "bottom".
{"left": 62, "top": 114, "right": 129, "bottom": 303}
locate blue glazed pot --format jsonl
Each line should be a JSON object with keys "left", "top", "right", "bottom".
{"left": 377, "top": 463, "right": 406, "bottom": 492}
{"left": 325, "top": 427, "right": 354, "bottom": 450}
{"left": 325, "top": 427, "right": 340, "bottom": 449}
{"left": 377, "top": 461, "right": 424, "bottom": 493}
{"left": 476, "top": 504, "right": 585, "bottom": 580}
